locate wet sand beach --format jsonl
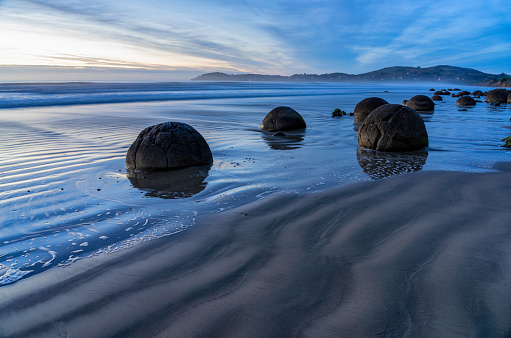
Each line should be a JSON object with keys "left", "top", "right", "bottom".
{"left": 1, "top": 168, "right": 511, "bottom": 337}
{"left": 1, "top": 82, "right": 511, "bottom": 336}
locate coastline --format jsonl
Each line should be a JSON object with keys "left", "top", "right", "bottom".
{"left": 2, "top": 168, "right": 511, "bottom": 337}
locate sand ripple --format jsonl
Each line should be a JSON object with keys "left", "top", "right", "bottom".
{"left": 1, "top": 170, "right": 510, "bottom": 336}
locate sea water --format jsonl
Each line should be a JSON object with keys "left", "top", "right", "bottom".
{"left": 1, "top": 81, "right": 510, "bottom": 285}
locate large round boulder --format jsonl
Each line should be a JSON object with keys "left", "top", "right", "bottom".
{"left": 126, "top": 122, "right": 213, "bottom": 172}
{"left": 260, "top": 106, "right": 306, "bottom": 132}
{"left": 456, "top": 96, "right": 476, "bottom": 106}
{"left": 486, "top": 88, "right": 510, "bottom": 103}
{"left": 405, "top": 95, "right": 434, "bottom": 111}
{"left": 358, "top": 104, "right": 428, "bottom": 152}
{"left": 354, "top": 97, "right": 389, "bottom": 122}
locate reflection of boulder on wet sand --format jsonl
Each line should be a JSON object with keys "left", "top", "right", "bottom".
{"left": 127, "top": 165, "right": 210, "bottom": 199}
{"left": 357, "top": 148, "right": 428, "bottom": 179}
{"left": 261, "top": 131, "right": 304, "bottom": 150}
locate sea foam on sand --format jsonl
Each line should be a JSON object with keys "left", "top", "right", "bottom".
{"left": 1, "top": 169, "right": 510, "bottom": 337}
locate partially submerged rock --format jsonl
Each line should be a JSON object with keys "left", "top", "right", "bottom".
{"left": 126, "top": 122, "right": 213, "bottom": 172}
{"left": 486, "top": 89, "right": 510, "bottom": 103}
{"left": 354, "top": 97, "right": 389, "bottom": 122}
{"left": 260, "top": 106, "right": 306, "bottom": 132}
{"left": 405, "top": 95, "right": 434, "bottom": 111}
{"left": 358, "top": 104, "right": 428, "bottom": 152}
{"left": 332, "top": 108, "right": 347, "bottom": 117}
{"left": 456, "top": 96, "right": 476, "bottom": 106}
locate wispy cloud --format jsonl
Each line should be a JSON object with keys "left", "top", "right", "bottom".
{"left": 1, "top": 0, "right": 510, "bottom": 79}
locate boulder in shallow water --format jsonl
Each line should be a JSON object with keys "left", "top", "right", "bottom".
{"left": 405, "top": 95, "right": 434, "bottom": 111}
{"left": 456, "top": 96, "right": 476, "bottom": 106}
{"left": 358, "top": 104, "right": 428, "bottom": 152}
{"left": 353, "top": 97, "right": 389, "bottom": 122}
{"left": 260, "top": 106, "right": 306, "bottom": 132}
{"left": 126, "top": 122, "right": 213, "bottom": 172}
{"left": 486, "top": 88, "right": 510, "bottom": 103}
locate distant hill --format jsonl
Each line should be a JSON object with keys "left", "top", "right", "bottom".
{"left": 192, "top": 66, "right": 509, "bottom": 86}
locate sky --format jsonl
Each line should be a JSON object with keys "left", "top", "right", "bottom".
{"left": 1, "top": 0, "right": 511, "bottom": 81}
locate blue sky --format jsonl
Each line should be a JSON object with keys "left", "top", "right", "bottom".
{"left": 1, "top": 0, "right": 510, "bottom": 81}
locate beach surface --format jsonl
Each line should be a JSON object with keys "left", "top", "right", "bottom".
{"left": 1, "top": 168, "right": 511, "bottom": 337}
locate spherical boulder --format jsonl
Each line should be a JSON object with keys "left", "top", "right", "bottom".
{"left": 353, "top": 97, "right": 389, "bottom": 122}
{"left": 126, "top": 122, "right": 213, "bottom": 172}
{"left": 260, "top": 106, "right": 306, "bottom": 132}
{"left": 486, "top": 88, "right": 510, "bottom": 103}
{"left": 358, "top": 104, "right": 428, "bottom": 152}
{"left": 456, "top": 96, "right": 476, "bottom": 106}
{"left": 431, "top": 95, "right": 443, "bottom": 101}
{"left": 405, "top": 95, "right": 434, "bottom": 111}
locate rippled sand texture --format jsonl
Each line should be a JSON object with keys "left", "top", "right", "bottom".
{"left": 1, "top": 170, "right": 510, "bottom": 337}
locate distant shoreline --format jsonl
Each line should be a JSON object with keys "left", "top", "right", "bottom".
{"left": 192, "top": 65, "right": 511, "bottom": 87}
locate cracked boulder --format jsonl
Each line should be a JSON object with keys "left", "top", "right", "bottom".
{"left": 354, "top": 97, "right": 389, "bottom": 122}
{"left": 405, "top": 95, "right": 434, "bottom": 112}
{"left": 260, "top": 106, "right": 306, "bottom": 132}
{"left": 358, "top": 104, "right": 428, "bottom": 152}
{"left": 126, "top": 122, "right": 213, "bottom": 172}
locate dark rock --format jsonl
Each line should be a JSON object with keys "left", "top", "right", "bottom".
{"left": 458, "top": 91, "right": 470, "bottom": 96}
{"left": 126, "top": 122, "right": 213, "bottom": 172}
{"left": 472, "top": 90, "right": 483, "bottom": 96}
{"left": 260, "top": 106, "right": 306, "bottom": 132}
{"left": 353, "top": 97, "right": 389, "bottom": 122}
{"left": 405, "top": 95, "right": 434, "bottom": 111}
{"left": 486, "top": 89, "right": 510, "bottom": 103}
{"left": 358, "top": 104, "right": 428, "bottom": 152}
{"left": 456, "top": 96, "right": 476, "bottom": 106}
{"left": 332, "top": 108, "right": 347, "bottom": 117}
{"left": 431, "top": 95, "right": 443, "bottom": 101}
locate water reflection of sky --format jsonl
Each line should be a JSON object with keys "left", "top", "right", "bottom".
{"left": 1, "top": 82, "right": 511, "bottom": 285}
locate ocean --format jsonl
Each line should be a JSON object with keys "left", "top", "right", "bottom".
{"left": 1, "top": 81, "right": 510, "bottom": 285}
